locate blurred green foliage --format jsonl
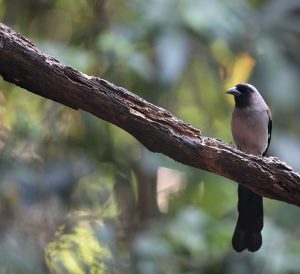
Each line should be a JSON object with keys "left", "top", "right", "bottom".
{"left": 1, "top": 0, "right": 300, "bottom": 273}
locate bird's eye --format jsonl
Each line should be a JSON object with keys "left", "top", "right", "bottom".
{"left": 236, "top": 84, "right": 253, "bottom": 94}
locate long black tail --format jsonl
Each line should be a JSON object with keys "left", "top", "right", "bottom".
{"left": 232, "top": 185, "right": 263, "bottom": 252}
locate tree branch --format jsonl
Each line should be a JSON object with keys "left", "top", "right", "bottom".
{"left": 0, "top": 22, "right": 300, "bottom": 206}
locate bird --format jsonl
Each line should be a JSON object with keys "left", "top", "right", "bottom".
{"left": 226, "top": 83, "right": 272, "bottom": 252}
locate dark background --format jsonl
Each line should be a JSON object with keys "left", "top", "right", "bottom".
{"left": 1, "top": 0, "right": 300, "bottom": 273}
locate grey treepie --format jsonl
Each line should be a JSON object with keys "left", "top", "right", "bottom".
{"left": 226, "top": 83, "right": 272, "bottom": 252}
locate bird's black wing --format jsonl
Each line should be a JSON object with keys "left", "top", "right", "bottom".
{"left": 262, "top": 109, "right": 272, "bottom": 156}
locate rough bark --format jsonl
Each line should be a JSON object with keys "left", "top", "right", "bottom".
{"left": 0, "top": 23, "right": 300, "bottom": 206}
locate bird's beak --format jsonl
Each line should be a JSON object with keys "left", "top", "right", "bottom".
{"left": 226, "top": 87, "right": 241, "bottom": 96}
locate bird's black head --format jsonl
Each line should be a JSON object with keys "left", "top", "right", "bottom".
{"left": 226, "top": 83, "right": 257, "bottom": 108}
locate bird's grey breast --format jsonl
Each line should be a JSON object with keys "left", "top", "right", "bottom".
{"left": 231, "top": 107, "right": 269, "bottom": 155}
